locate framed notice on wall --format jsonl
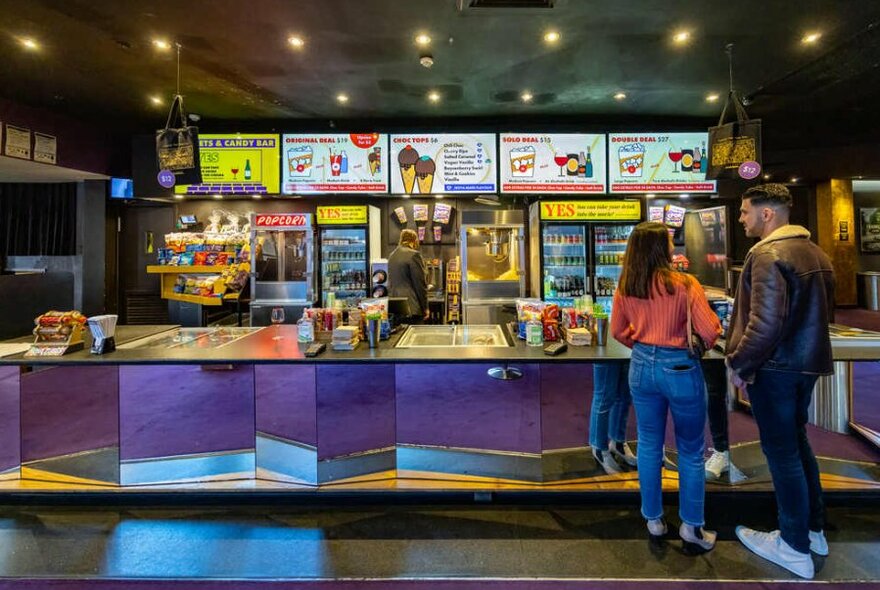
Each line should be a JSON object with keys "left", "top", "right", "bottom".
{"left": 4, "top": 125, "right": 31, "bottom": 160}
{"left": 500, "top": 133, "right": 607, "bottom": 193}
{"left": 859, "top": 208, "right": 880, "bottom": 253}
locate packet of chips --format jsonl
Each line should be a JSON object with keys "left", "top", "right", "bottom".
{"left": 413, "top": 204, "right": 428, "bottom": 222}
{"left": 417, "top": 226, "right": 426, "bottom": 242}
{"left": 433, "top": 225, "right": 442, "bottom": 242}
{"left": 394, "top": 206, "right": 407, "bottom": 224}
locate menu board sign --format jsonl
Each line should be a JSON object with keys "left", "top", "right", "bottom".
{"left": 175, "top": 134, "right": 280, "bottom": 195}
{"left": 282, "top": 133, "right": 388, "bottom": 194}
{"left": 608, "top": 132, "right": 716, "bottom": 194}
{"left": 500, "top": 133, "right": 606, "bottom": 193}
{"left": 390, "top": 134, "right": 496, "bottom": 194}
{"left": 316, "top": 205, "right": 368, "bottom": 225}
{"left": 539, "top": 200, "right": 641, "bottom": 221}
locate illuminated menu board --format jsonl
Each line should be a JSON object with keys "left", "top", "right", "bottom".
{"left": 389, "top": 134, "right": 496, "bottom": 194}
{"left": 608, "top": 132, "right": 717, "bottom": 194}
{"left": 500, "top": 133, "right": 606, "bottom": 193}
{"left": 282, "top": 133, "right": 389, "bottom": 194}
{"left": 175, "top": 134, "right": 280, "bottom": 195}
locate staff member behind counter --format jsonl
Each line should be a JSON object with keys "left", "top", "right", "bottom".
{"left": 388, "top": 229, "right": 430, "bottom": 324}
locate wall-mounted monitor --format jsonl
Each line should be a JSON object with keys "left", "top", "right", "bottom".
{"left": 282, "top": 133, "right": 389, "bottom": 194}
{"left": 174, "top": 134, "right": 280, "bottom": 196}
{"left": 608, "top": 132, "right": 717, "bottom": 194}
{"left": 500, "top": 133, "right": 607, "bottom": 194}
{"left": 389, "top": 133, "right": 497, "bottom": 195}
{"left": 109, "top": 177, "right": 134, "bottom": 199}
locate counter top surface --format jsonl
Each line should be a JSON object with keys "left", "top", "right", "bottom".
{"left": 0, "top": 324, "right": 876, "bottom": 365}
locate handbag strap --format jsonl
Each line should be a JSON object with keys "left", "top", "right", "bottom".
{"left": 717, "top": 90, "right": 750, "bottom": 127}
{"left": 163, "top": 94, "right": 188, "bottom": 130}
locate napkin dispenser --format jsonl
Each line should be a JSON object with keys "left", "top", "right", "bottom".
{"left": 87, "top": 315, "right": 118, "bottom": 355}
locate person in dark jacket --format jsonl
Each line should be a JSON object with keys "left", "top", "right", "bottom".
{"left": 388, "top": 229, "right": 429, "bottom": 324}
{"left": 727, "top": 184, "right": 835, "bottom": 579}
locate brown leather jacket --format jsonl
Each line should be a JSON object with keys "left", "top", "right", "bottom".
{"left": 726, "top": 225, "right": 834, "bottom": 380}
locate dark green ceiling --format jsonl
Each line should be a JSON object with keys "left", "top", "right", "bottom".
{"left": 1, "top": 0, "right": 878, "bottom": 151}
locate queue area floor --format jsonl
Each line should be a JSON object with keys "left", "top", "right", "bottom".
{"left": 0, "top": 497, "right": 876, "bottom": 588}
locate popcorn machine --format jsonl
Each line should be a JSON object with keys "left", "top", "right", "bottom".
{"left": 249, "top": 213, "right": 316, "bottom": 326}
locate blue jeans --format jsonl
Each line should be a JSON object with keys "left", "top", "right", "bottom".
{"left": 590, "top": 362, "right": 632, "bottom": 449}
{"left": 747, "top": 369, "right": 824, "bottom": 554}
{"left": 629, "top": 343, "right": 707, "bottom": 527}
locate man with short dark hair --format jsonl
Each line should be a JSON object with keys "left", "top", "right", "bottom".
{"left": 726, "top": 183, "right": 835, "bottom": 579}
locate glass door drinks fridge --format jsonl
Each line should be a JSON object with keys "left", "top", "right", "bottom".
{"left": 540, "top": 224, "right": 588, "bottom": 302}
{"left": 317, "top": 205, "right": 381, "bottom": 308}
{"left": 592, "top": 223, "right": 635, "bottom": 315}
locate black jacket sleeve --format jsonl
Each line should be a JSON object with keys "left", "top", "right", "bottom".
{"left": 409, "top": 251, "right": 429, "bottom": 314}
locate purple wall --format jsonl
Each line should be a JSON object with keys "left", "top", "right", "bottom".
{"left": 118, "top": 365, "right": 255, "bottom": 461}
{"left": 396, "top": 363, "right": 543, "bottom": 454}
{"left": 256, "top": 364, "right": 317, "bottom": 446}
{"left": 0, "top": 367, "right": 20, "bottom": 472}
{"left": 20, "top": 366, "right": 119, "bottom": 463}
{"left": 316, "top": 364, "right": 395, "bottom": 461}
{"left": 0, "top": 98, "right": 124, "bottom": 175}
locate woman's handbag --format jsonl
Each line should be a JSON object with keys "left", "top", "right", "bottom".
{"left": 686, "top": 286, "right": 708, "bottom": 359}
{"left": 156, "top": 94, "right": 202, "bottom": 185}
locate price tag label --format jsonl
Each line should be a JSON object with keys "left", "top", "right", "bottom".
{"left": 738, "top": 161, "right": 762, "bottom": 180}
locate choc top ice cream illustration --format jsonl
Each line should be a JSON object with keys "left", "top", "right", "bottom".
{"left": 368, "top": 147, "right": 382, "bottom": 176}
{"left": 287, "top": 145, "right": 314, "bottom": 177}
{"left": 618, "top": 142, "right": 645, "bottom": 177}
{"left": 414, "top": 155, "right": 436, "bottom": 194}
{"left": 509, "top": 146, "right": 536, "bottom": 177}
{"left": 397, "top": 145, "right": 420, "bottom": 193}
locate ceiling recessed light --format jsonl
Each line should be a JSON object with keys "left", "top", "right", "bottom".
{"left": 543, "top": 30, "right": 560, "bottom": 44}
{"left": 705, "top": 93, "right": 720, "bottom": 102}
{"left": 251, "top": 194, "right": 262, "bottom": 199}
{"left": 763, "top": 173, "right": 771, "bottom": 180}
{"left": 213, "top": 194, "right": 223, "bottom": 199}
{"left": 679, "top": 193, "right": 690, "bottom": 199}
{"left": 645, "top": 193, "right": 656, "bottom": 198}
{"left": 521, "top": 91, "right": 533, "bottom": 103}
{"left": 790, "top": 177, "right": 799, "bottom": 183}
{"left": 415, "top": 33, "right": 431, "bottom": 46}
{"left": 336, "top": 93, "right": 349, "bottom": 104}
{"left": 802, "top": 32, "right": 821, "bottom": 44}
{"left": 288, "top": 35, "right": 305, "bottom": 49}
{"left": 173, "top": 194, "right": 184, "bottom": 200}
{"left": 150, "top": 95, "right": 163, "bottom": 106}
{"left": 435, "top": 194, "right": 444, "bottom": 200}
{"left": 427, "top": 90, "right": 441, "bottom": 103}
{"left": 613, "top": 92, "right": 627, "bottom": 101}
{"left": 19, "top": 37, "right": 39, "bottom": 51}
{"left": 672, "top": 30, "right": 691, "bottom": 45}
{"left": 152, "top": 38, "right": 171, "bottom": 51}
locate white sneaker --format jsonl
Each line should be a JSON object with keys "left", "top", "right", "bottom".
{"left": 809, "top": 530, "right": 829, "bottom": 556}
{"left": 609, "top": 440, "right": 638, "bottom": 467}
{"left": 735, "top": 527, "right": 814, "bottom": 579}
{"left": 705, "top": 449, "right": 730, "bottom": 480}
{"left": 592, "top": 448, "right": 622, "bottom": 474}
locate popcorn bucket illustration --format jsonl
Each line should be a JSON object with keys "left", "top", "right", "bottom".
{"left": 287, "top": 146, "right": 313, "bottom": 177}
{"left": 509, "top": 146, "right": 536, "bottom": 177}
{"left": 618, "top": 143, "right": 645, "bottom": 177}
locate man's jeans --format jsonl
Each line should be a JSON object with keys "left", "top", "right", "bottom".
{"left": 590, "top": 362, "right": 632, "bottom": 449}
{"left": 629, "top": 343, "right": 707, "bottom": 526}
{"left": 747, "top": 369, "right": 825, "bottom": 554}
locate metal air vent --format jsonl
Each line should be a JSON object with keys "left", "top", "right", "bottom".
{"left": 457, "top": 0, "right": 554, "bottom": 10}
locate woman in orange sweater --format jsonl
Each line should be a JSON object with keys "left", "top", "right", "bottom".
{"left": 611, "top": 222, "right": 722, "bottom": 554}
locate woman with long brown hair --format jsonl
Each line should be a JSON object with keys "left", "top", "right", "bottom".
{"left": 611, "top": 222, "right": 722, "bottom": 554}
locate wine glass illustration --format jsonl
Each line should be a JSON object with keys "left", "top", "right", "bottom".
{"left": 271, "top": 307, "right": 285, "bottom": 340}
{"left": 554, "top": 152, "right": 568, "bottom": 177}
{"left": 231, "top": 166, "right": 240, "bottom": 180}
{"left": 667, "top": 148, "right": 683, "bottom": 173}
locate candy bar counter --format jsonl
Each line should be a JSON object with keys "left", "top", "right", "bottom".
{"left": 0, "top": 325, "right": 877, "bottom": 492}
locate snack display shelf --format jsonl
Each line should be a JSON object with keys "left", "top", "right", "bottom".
{"left": 147, "top": 265, "right": 232, "bottom": 274}
{"left": 163, "top": 293, "right": 227, "bottom": 306}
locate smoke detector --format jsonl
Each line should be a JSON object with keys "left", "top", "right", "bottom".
{"left": 420, "top": 54, "right": 434, "bottom": 68}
